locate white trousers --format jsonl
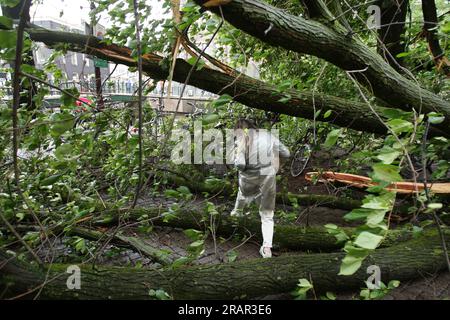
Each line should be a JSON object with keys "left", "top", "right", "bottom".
{"left": 232, "top": 172, "right": 276, "bottom": 248}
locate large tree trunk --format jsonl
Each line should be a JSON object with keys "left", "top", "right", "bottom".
{"left": 2, "top": 0, "right": 37, "bottom": 113}
{"left": 193, "top": 0, "right": 450, "bottom": 133}
{"left": 377, "top": 0, "right": 409, "bottom": 69}
{"left": 0, "top": 230, "right": 447, "bottom": 299}
{"left": 421, "top": 0, "right": 450, "bottom": 76}
{"left": 94, "top": 206, "right": 411, "bottom": 251}
{"left": 163, "top": 171, "right": 363, "bottom": 211}
{"left": 25, "top": 29, "right": 394, "bottom": 136}
{"left": 24, "top": 28, "right": 449, "bottom": 138}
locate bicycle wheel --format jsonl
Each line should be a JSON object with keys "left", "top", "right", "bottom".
{"left": 290, "top": 144, "right": 312, "bottom": 177}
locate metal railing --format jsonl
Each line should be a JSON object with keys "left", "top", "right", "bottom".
{"left": 1, "top": 80, "right": 217, "bottom": 99}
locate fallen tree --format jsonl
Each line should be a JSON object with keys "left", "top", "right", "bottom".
{"left": 24, "top": 28, "right": 449, "bottom": 138}
{"left": 25, "top": 28, "right": 389, "bottom": 135}
{"left": 66, "top": 226, "right": 172, "bottom": 266}
{"left": 1, "top": 230, "right": 447, "bottom": 299}
{"left": 421, "top": 0, "right": 450, "bottom": 76}
{"left": 193, "top": 0, "right": 450, "bottom": 132}
{"left": 94, "top": 205, "right": 412, "bottom": 251}
{"left": 164, "top": 170, "right": 363, "bottom": 211}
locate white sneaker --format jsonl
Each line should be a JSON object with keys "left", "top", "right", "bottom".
{"left": 259, "top": 246, "right": 272, "bottom": 258}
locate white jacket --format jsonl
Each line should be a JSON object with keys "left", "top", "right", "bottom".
{"left": 234, "top": 129, "right": 290, "bottom": 175}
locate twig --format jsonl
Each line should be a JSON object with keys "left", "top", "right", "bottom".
{"left": 0, "top": 212, "right": 42, "bottom": 265}
{"left": 11, "top": 0, "right": 32, "bottom": 187}
{"left": 158, "top": 8, "right": 224, "bottom": 158}
{"left": 421, "top": 121, "right": 450, "bottom": 272}
{"left": 20, "top": 71, "right": 94, "bottom": 108}
{"left": 131, "top": 0, "right": 144, "bottom": 209}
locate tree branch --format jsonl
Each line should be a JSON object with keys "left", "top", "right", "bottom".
{"left": 24, "top": 28, "right": 449, "bottom": 138}
{"left": 193, "top": 0, "right": 450, "bottom": 132}
{"left": 421, "top": 0, "right": 450, "bottom": 76}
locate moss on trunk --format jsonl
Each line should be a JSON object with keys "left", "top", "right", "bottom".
{"left": 1, "top": 230, "right": 447, "bottom": 299}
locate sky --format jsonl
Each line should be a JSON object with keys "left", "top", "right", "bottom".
{"left": 31, "top": 0, "right": 99, "bottom": 29}
{"left": 29, "top": 0, "right": 165, "bottom": 30}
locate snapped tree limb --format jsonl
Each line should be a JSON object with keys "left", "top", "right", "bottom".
{"left": 25, "top": 28, "right": 449, "bottom": 137}
{"left": 193, "top": 0, "right": 450, "bottom": 132}
{"left": 0, "top": 230, "right": 447, "bottom": 299}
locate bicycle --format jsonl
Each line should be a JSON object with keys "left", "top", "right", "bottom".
{"left": 289, "top": 128, "right": 364, "bottom": 177}
{"left": 290, "top": 129, "right": 316, "bottom": 177}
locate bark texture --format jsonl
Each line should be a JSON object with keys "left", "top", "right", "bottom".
{"left": 421, "top": 0, "right": 450, "bottom": 76}
{"left": 377, "top": 0, "right": 409, "bottom": 69}
{"left": 25, "top": 28, "right": 449, "bottom": 137}
{"left": 0, "top": 230, "right": 447, "bottom": 299}
{"left": 193, "top": 0, "right": 450, "bottom": 133}
{"left": 94, "top": 206, "right": 412, "bottom": 251}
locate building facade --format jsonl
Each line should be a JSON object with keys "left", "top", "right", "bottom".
{"left": 32, "top": 19, "right": 111, "bottom": 93}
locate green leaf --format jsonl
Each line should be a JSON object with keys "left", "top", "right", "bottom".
{"left": 354, "top": 231, "right": 383, "bottom": 250}
{"left": 442, "top": 20, "right": 450, "bottom": 33}
{"left": 164, "top": 189, "right": 179, "bottom": 198}
{"left": 324, "top": 223, "right": 338, "bottom": 230}
{"left": 323, "top": 129, "right": 342, "bottom": 148}
{"left": 212, "top": 94, "right": 233, "bottom": 107}
{"left": 202, "top": 113, "right": 220, "bottom": 125}
{"left": 372, "top": 163, "right": 402, "bottom": 183}
{"left": 362, "top": 193, "right": 395, "bottom": 210}
{"left": 16, "top": 212, "right": 25, "bottom": 221}
{"left": 189, "top": 240, "right": 204, "bottom": 249}
{"left": 55, "top": 143, "right": 73, "bottom": 159}
{"left": 325, "top": 224, "right": 349, "bottom": 243}
{"left": 149, "top": 289, "right": 171, "bottom": 300}
{"left": 325, "top": 291, "right": 336, "bottom": 300}
{"left": 387, "top": 119, "right": 413, "bottom": 134}
{"left": 226, "top": 250, "right": 238, "bottom": 262}
{"left": 377, "top": 149, "right": 400, "bottom": 165}
{"left": 176, "top": 185, "right": 191, "bottom": 195}
{"left": 74, "top": 238, "right": 86, "bottom": 253}
{"left": 323, "top": 110, "right": 332, "bottom": 119}
{"left": 314, "top": 109, "right": 321, "bottom": 118}
{"left": 276, "top": 80, "right": 292, "bottom": 92}
{"left": 171, "top": 256, "right": 191, "bottom": 269}
{"left": 40, "top": 174, "right": 63, "bottom": 186}
{"left": 61, "top": 88, "right": 80, "bottom": 107}
{"left": 183, "top": 229, "right": 203, "bottom": 241}
{"left": 1, "top": 0, "right": 21, "bottom": 8}
{"left": 0, "top": 30, "right": 17, "bottom": 49}
{"left": 50, "top": 113, "right": 75, "bottom": 138}
{"left": 427, "top": 112, "right": 445, "bottom": 125}
{"left": 344, "top": 208, "right": 373, "bottom": 221}
{"left": 0, "top": 16, "right": 13, "bottom": 29}
{"left": 339, "top": 255, "right": 365, "bottom": 276}
{"left": 278, "top": 95, "right": 291, "bottom": 103}
{"left": 298, "top": 278, "right": 312, "bottom": 288}
{"left": 366, "top": 210, "right": 387, "bottom": 226}
{"left": 427, "top": 203, "right": 442, "bottom": 210}
{"left": 381, "top": 108, "right": 411, "bottom": 120}
{"left": 388, "top": 280, "right": 400, "bottom": 289}
{"left": 395, "top": 52, "right": 411, "bottom": 58}
{"left": 186, "top": 57, "right": 205, "bottom": 70}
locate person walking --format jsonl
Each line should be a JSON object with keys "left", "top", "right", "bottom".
{"left": 231, "top": 119, "right": 290, "bottom": 258}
